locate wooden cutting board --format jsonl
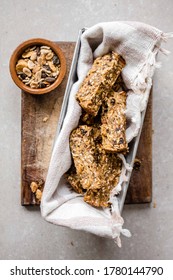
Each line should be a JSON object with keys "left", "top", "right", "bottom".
{"left": 21, "top": 42, "right": 152, "bottom": 206}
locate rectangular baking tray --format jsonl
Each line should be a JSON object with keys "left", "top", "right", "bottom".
{"left": 55, "top": 28, "right": 149, "bottom": 213}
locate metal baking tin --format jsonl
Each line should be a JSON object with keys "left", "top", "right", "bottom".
{"left": 55, "top": 28, "right": 148, "bottom": 213}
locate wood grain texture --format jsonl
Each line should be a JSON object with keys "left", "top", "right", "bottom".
{"left": 125, "top": 91, "right": 152, "bottom": 203}
{"left": 21, "top": 41, "right": 152, "bottom": 206}
{"left": 21, "top": 42, "right": 76, "bottom": 205}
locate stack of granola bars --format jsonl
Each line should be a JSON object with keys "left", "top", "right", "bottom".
{"left": 67, "top": 52, "right": 128, "bottom": 208}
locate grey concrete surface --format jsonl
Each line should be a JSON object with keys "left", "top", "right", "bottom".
{"left": 0, "top": 0, "right": 173, "bottom": 260}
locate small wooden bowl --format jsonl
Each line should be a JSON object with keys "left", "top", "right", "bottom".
{"left": 9, "top": 38, "right": 66, "bottom": 94}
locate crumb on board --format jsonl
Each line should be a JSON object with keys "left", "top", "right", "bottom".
{"left": 153, "top": 201, "right": 157, "bottom": 208}
{"left": 43, "top": 116, "right": 49, "bottom": 122}
{"left": 36, "top": 189, "right": 42, "bottom": 201}
{"left": 30, "top": 180, "right": 44, "bottom": 202}
{"left": 30, "top": 181, "right": 39, "bottom": 193}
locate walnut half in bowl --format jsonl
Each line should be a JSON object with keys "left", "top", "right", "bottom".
{"left": 9, "top": 38, "right": 66, "bottom": 95}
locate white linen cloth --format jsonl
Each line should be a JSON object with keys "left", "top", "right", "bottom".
{"left": 41, "top": 21, "right": 171, "bottom": 246}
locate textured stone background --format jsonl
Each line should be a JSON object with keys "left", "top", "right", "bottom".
{"left": 0, "top": 0, "right": 173, "bottom": 259}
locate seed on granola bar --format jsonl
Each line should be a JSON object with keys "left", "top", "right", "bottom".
{"left": 101, "top": 90, "right": 128, "bottom": 153}
{"left": 84, "top": 188, "right": 110, "bottom": 208}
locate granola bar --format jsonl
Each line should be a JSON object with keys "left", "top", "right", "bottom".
{"left": 69, "top": 125, "right": 101, "bottom": 190}
{"left": 67, "top": 52, "right": 127, "bottom": 208}
{"left": 84, "top": 146, "right": 122, "bottom": 207}
{"left": 101, "top": 90, "right": 128, "bottom": 153}
{"left": 76, "top": 52, "right": 125, "bottom": 116}
{"left": 67, "top": 144, "right": 122, "bottom": 207}
{"left": 69, "top": 125, "right": 122, "bottom": 207}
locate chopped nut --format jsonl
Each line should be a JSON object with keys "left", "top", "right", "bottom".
{"left": 40, "top": 49, "right": 50, "bottom": 55}
{"left": 30, "top": 182, "right": 39, "bottom": 193}
{"left": 41, "top": 45, "right": 50, "bottom": 50}
{"left": 48, "top": 61, "right": 56, "bottom": 72}
{"left": 27, "top": 60, "right": 35, "bottom": 69}
{"left": 23, "top": 67, "right": 32, "bottom": 77}
{"left": 30, "top": 51, "right": 37, "bottom": 61}
{"left": 43, "top": 116, "right": 49, "bottom": 122}
{"left": 16, "top": 59, "right": 28, "bottom": 72}
{"left": 22, "top": 51, "right": 33, "bottom": 58}
{"left": 32, "top": 64, "right": 41, "bottom": 74}
{"left": 35, "top": 70, "right": 42, "bottom": 81}
{"left": 30, "top": 81, "right": 39, "bottom": 88}
{"left": 46, "top": 51, "right": 54, "bottom": 60}
{"left": 36, "top": 189, "right": 42, "bottom": 201}
{"left": 153, "top": 201, "right": 157, "bottom": 208}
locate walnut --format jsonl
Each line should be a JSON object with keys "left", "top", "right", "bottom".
{"left": 30, "top": 181, "right": 39, "bottom": 193}
{"left": 36, "top": 189, "right": 42, "bottom": 202}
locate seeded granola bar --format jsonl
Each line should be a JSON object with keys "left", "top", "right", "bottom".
{"left": 84, "top": 145, "right": 122, "bottom": 207}
{"left": 69, "top": 125, "right": 122, "bottom": 207}
{"left": 67, "top": 143, "right": 122, "bottom": 207}
{"left": 76, "top": 52, "right": 125, "bottom": 116}
{"left": 69, "top": 125, "right": 101, "bottom": 190}
{"left": 101, "top": 90, "right": 128, "bottom": 153}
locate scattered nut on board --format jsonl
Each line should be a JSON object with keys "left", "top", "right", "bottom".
{"left": 43, "top": 116, "right": 49, "bottom": 122}
{"left": 30, "top": 180, "right": 44, "bottom": 202}
{"left": 35, "top": 189, "right": 42, "bottom": 201}
{"left": 16, "top": 45, "right": 61, "bottom": 89}
{"left": 30, "top": 181, "right": 39, "bottom": 193}
{"left": 153, "top": 201, "right": 157, "bottom": 208}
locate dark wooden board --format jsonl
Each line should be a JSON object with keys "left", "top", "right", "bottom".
{"left": 21, "top": 41, "right": 152, "bottom": 206}
{"left": 125, "top": 91, "right": 152, "bottom": 203}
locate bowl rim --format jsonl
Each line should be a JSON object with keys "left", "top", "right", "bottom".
{"left": 9, "top": 38, "right": 66, "bottom": 95}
